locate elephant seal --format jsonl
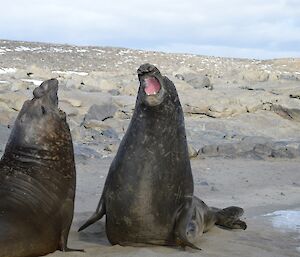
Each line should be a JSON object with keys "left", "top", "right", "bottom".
{"left": 79, "top": 64, "right": 246, "bottom": 248}
{"left": 0, "top": 79, "right": 79, "bottom": 257}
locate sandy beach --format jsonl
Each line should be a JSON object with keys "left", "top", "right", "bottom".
{"left": 47, "top": 157, "right": 300, "bottom": 257}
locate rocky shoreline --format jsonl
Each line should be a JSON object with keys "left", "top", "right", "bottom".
{"left": 1, "top": 40, "right": 300, "bottom": 161}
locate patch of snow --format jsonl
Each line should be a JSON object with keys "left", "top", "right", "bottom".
{"left": 0, "top": 68, "right": 17, "bottom": 74}
{"left": 15, "top": 46, "right": 43, "bottom": 52}
{"left": 93, "top": 49, "right": 106, "bottom": 53}
{"left": 15, "top": 46, "right": 31, "bottom": 52}
{"left": 76, "top": 49, "right": 88, "bottom": 53}
{"left": 21, "top": 79, "right": 43, "bottom": 86}
{"left": 51, "top": 48, "right": 73, "bottom": 53}
{"left": 118, "top": 49, "right": 132, "bottom": 56}
{"left": 0, "top": 80, "right": 9, "bottom": 84}
{"left": 52, "top": 71, "right": 89, "bottom": 76}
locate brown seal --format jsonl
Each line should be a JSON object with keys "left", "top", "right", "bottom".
{"left": 0, "top": 79, "right": 80, "bottom": 257}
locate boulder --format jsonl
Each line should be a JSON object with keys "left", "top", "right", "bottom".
{"left": 83, "top": 102, "right": 118, "bottom": 123}
{"left": 183, "top": 73, "right": 213, "bottom": 90}
{"left": 240, "top": 70, "right": 269, "bottom": 82}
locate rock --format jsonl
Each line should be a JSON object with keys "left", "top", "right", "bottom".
{"left": 101, "top": 128, "right": 119, "bottom": 139}
{"left": 83, "top": 77, "right": 116, "bottom": 92}
{"left": 183, "top": 73, "right": 213, "bottom": 90}
{"left": 172, "top": 80, "right": 194, "bottom": 91}
{"left": 71, "top": 126, "right": 102, "bottom": 144}
{"left": 112, "top": 95, "right": 135, "bottom": 116}
{"left": 278, "top": 73, "right": 299, "bottom": 81}
{"left": 0, "top": 92, "right": 28, "bottom": 111}
{"left": 198, "top": 137, "right": 300, "bottom": 159}
{"left": 200, "top": 145, "right": 218, "bottom": 156}
{"left": 199, "top": 181, "right": 209, "bottom": 186}
{"left": 270, "top": 141, "right": 300, "bottom": 158}
{"left": 10, "top": 81, "right": 31, "bottom": 91}
{"left": 0, "top": 110, "right": 16, "bottom": 126}
{"left": 104, "top": 143, "right": 119, "bottom": 152}
{"left": 252, "top": 143, "right": 273, "bottom": 157}
{"left": 84, "top": 103, "right": 118, "bottom": 123}
{"left": 120, "top": 83, "right": 138, "bottom": 96}
{"left": 175, "top": 74, "right": 185, "bottom": 80}
{"left": 83, "top": 119, "right": 110, "bottom": 130}
{"left": 188, "top": 144, "right": 198, "bottom": 159}
{"left": 0, "top": 102, "right": 9, "bottom": 111}
{"left": 65, "top": 79, "right": 82, "bottom": 90}
{"left": 58, "top": 102, "right": 79, "bottom": 117}
{"left": 108, "top": 89, "right": 120, "bottom": 96}
{"left": 73, "top": 143, "right": 102, "bottom": 160}
{"left": 290, "top": 93, "right": 300, "bottom": 100}
{"left": 59, "top": 90, "right": 113, "bottom": 113}
{"left": 114, "top": 110, "right": 131, "bottom": 119}
{"left": 241, "top": 136, "right": 272, "bottom": 145}
{"left": 271, "top": 105, "right": 300, "bottom": 122}
{"left": 101, "top": 118, "right": 130, "bottom": 139}
{"left": 64, "top": 98, "right": 82, "bottom": 107}
{"left": 241, "top": 70, "right": 269, "bottom": 82}
{"left": 210, "top": 186, "right": 219, "bottom": 192}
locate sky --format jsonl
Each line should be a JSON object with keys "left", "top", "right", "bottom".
{"left": 0, "top": 0, "right": 299, "bottom": 59}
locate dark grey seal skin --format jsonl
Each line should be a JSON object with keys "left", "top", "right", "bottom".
{"left": 79, "top": 64, "right": 246, "bottom": 249}
{"left": 0, "top": 79, "right": 80, "bottom": 257}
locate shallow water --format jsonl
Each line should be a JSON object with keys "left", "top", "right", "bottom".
{"left": 258, "top": 209, "right": 300, "bottom": 255}
{"left": 263, "top": 210, "right": 300, "bottom": 232}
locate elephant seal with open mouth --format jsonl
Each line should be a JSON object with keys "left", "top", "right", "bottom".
{"left": 79, "top": 64, "right": 246, "bottom": 249}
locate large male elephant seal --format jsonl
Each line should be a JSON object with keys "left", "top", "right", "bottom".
{"left": 0, "top": 79, "right": 78, "bottom": 257}
{"left": 79, "top": 64, "right": 246, "bottom": 248}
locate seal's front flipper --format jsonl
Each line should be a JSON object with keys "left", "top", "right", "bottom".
{"left": 58, "top": 200, "right": 84, "bottom": 252}
{"left": 174, "top": 198, "right": 202, "bottom": 250}
{"left": 59, "top": 239, "right": 84, "bottom": 253}
{"left": 59, "top": 240, "right": 84, "bottom": 253}
{"left": 78, "top": 198, "right": 106, "bottom": 232}
{"left": 215, "top": 206, "right": 247, "bottom": 230}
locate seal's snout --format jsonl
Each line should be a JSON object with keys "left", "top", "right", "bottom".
{"left": 137, "top": 63, "right": 166, "bottom": 107}
{"left": 18, "top": 79, "right": 61, "bottom": 122}
{"left": 33, "top": 78, "right": 59, "bottom": 106}
{"left": 137, "top": 63, "right": 157, "bottom": 75}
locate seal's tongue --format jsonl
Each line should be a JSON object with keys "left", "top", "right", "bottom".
{"left": 144, "top": 77, "right": 161, "bottom": 95}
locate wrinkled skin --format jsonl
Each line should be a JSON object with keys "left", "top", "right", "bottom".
{"left": 0, "top": 79, "right": 77, "bottom": 257}
{"left": 79, "top": 64, "right": 246, "bottom": 249}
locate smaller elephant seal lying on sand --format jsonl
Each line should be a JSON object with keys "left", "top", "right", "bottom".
{"left": 0, "top": 79, "right": 79, "bottom": 257}
{"left": 79, "top": 64, "right": 246, "bottom": 249}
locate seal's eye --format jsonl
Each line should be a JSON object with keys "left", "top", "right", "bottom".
{"left": 41, "top": 106, "right": 46, "bottom": 115}
{"left": 144, "top": 77, "right": 161, "bottom": 96}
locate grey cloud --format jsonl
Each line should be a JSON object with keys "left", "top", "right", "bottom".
{"left": 0, "top": 0, "right": 299, "bottom": 59}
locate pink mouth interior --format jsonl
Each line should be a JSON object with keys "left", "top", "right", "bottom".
{"left": 144, "top": 77, "right": 161, "bottom": 95}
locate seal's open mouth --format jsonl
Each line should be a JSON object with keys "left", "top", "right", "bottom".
{"left": 144, "top": 77, "right": 161, "bottom": 95}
